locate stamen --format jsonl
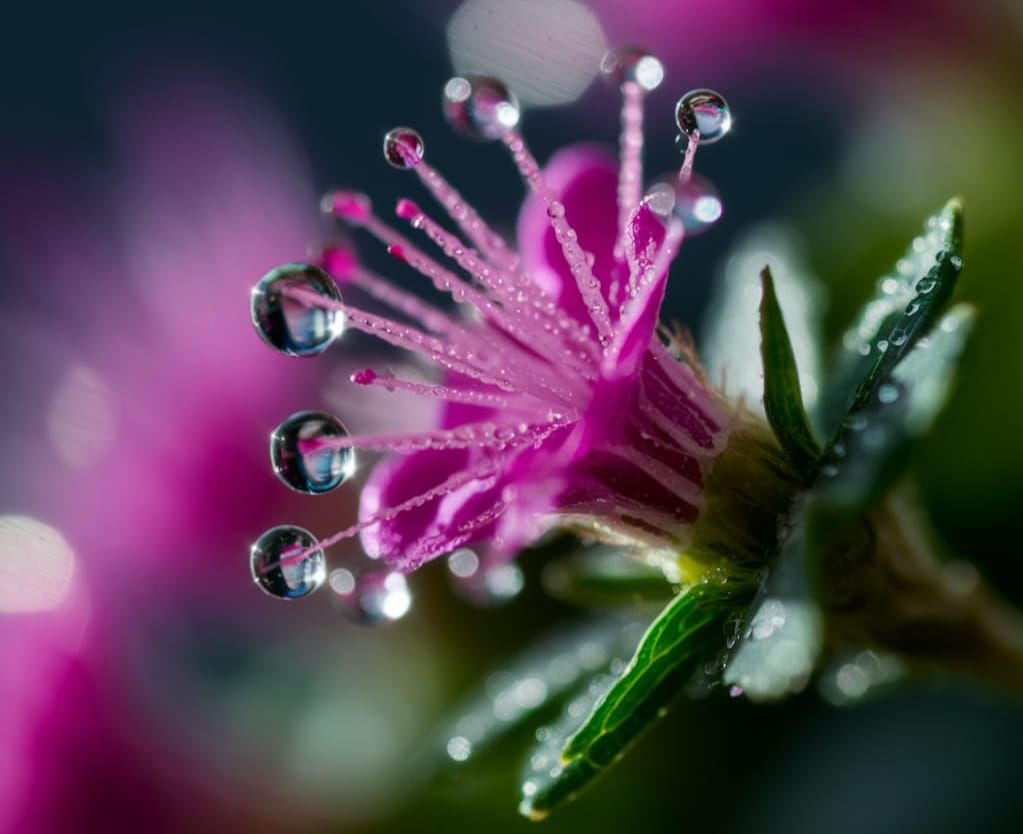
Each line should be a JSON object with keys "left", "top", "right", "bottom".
{"left": 678, "top": 129, "right": 700, "bottom": 183}
{"left": 498, "top": 125, "right": 614, "bottom": 344}
{"left": 616, "top": 81, "right": 646, "bottom": 259}
{"left": 397, "top": 199, "right": 601, "bottom": 377}
{"left": 411, "top": 159, "right": 520, "bottom": 273}
{"left": 341, "top": 264, "right": 461, "bottom": 336}
{"left": 312, "top": 455, "right": 507, "bottom": 554}
{"left": 308, "top": 418, "right": 570, "bottom": 455}
{"left": 351, "top": 368, "right": 513, "bottom": 409}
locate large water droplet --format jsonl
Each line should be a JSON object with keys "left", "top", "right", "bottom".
{"left": 251, "top": 263, "right": 344, "bottom": 357}
{"left": 383, "top": 127, "right": 425, "bottom": 169}
{"left": 675, "top": 89, "right": 732, "bottom": 146}
{"left": 599, "top": 46, "right": 663, "bottom": 91}
{"left": 330, "top": 567, "right": 412, "bottom": 624}
{"left": 443, "top": 76, "right": 521, "bottom": 141}
{"left": 250, "top": 525, "right": 326, "bottom": 599}
{"left": 270, "top": 410, "right": 356, "bottom": 494}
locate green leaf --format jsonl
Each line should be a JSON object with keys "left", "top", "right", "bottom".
{"left": 724, "top": 305, "right": 975, "bottom": 704}
{"left": 702, "top": 225, "right": 825, "bottom": 415}
{"left": 817, "top": 304, "right": 976, "bottom": 512}
{"left": 519, "top": 583, "right": 751, "bottom": 819}
{"left": 760, "top": 266, "right": 821, "bottom": 473}
{"left": 723, "top": 503, "right": 824, "bottom": 701}
{"left": 435, "top": 617, "right": 647, "bottom": 768}
{"left": 819, "top": 198, "right": 964, "bottom": 436}
{"left": 541, "top": 547, "right": 675, "bottom": 609}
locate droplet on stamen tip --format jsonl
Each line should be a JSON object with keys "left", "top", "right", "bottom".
{"left": 250, "top": 263, "right": 344, "bottom": 356}
{"left": 675, "top": 89, "right": 732, "bottom": 146}
{"left": 314, "top": 244, "right": 359, "bottom": 283}
{"left": 645, "top": 175, "right": 722, "bottom": 235}
{"left": 330, "top": 566, "right": 413, "bottom": 625}
{"left": 250, "top": 525, "right": 326, "bottom": 599}
{"left": 270, "top": 410, "right": 356, "bottom": 495}
{"left": 350, "top": 368, "right": 378, "bottom": 385}
{"left": 321, "top": 189, "right": 372, "bottom": 224}
{"left": 599, "top": 46, "right": 664, "bottom": 92}
{"left": 383, "top": 127, "right": 426, "bottom": 169}
{"left": 443, "top": 76, "right": 521, "bottom": 141}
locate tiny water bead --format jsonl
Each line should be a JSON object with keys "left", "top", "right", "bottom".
{"left": 250, "top": 525, "right": 326, "bottom": 599}
{"left": 270, "top": 410, "right": 356, "bottom": 494}
{"left": 443, "top": 76, "right": 521, "bottom": 141}
{"left": 599, "top": 46, "right": 664, "bottom": 91}
{"left": 675, "top": 89, "right": 732, "bottom": 146}
{"left": 330, "top": 567, "right": 413, "bottom": 624}
{"left": 251, "top": 263, "right": 344, "bottom": 357}
{"left": 383, "top": 127, "right": 425, "bottom": 169}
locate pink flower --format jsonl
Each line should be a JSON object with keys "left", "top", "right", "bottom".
{"left": 0, "top": 75, "right": 332, "bottom": 833}
{"left": 253, "top": 62, "right": 782, "bottom": 591}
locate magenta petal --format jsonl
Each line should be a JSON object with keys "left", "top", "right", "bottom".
{"left": 516, "top": 144, "right": 619, "bottom": 323}
{"left": 358, "top": 448, "right": 470, "bottom": 560}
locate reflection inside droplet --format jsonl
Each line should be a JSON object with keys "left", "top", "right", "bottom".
{"left": 250, "top": 524, "right": 326, "bottom": 599}
{"left": 271, "top": 410, "right": 356, "bottom": 494}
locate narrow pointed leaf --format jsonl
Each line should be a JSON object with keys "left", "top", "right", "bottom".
{"left": 760, "top": 266, "right": 821, "bottom": 473}
{"left": 702, "top": 226, "right": 824, "bottom": 414}
{"left": 519, "top": 582, "right": 752, "bottom": 819}
{"left": 820, "top": 198, "right": 964, "bottom": 436}
{"left": 817, "top": 304, "right": 975, "bottom": 511}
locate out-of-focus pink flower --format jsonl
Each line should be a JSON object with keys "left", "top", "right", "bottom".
{"left": 0, "top": 75, "right": 325, "bottom": 833}
{"left": 590, "top": 0, "right": 973, "bottom": 80}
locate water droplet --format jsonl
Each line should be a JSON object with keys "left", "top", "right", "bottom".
{"left": 270, "top": 410, "right": 356, "bottom": 494}
{"left": 443, "top": 76, "right": 521, "bottom": 141}
{"left": 250, "top": 525, "right": 325, "bottom": 599}
{"left": 332, "top": 567, "right": 412, "bottom": 624}
{"left": 668, "top": 175, "right": 722, "bottom": 234}
{"left": 251, "top": 263, "right": 344, "bottom": 357}
{"left": 481, "top": 563, "right": 524, "bottom": 602}
{"left": 447, "top": 547, "right": 480, "bottom": 579}
{"left": 877, "top": 383, "right": 899, "bottom": 404}
{"left": 455, "top": 561, "right": 525, "bottom": 606}
{"left": 675, "top": 89, "right": 731, "bottom": 146}
{"left": 599, "top": 46, "right": 664, "bottom": 91}
{"left": 446, "top": 735, "right": 472, "bottom": 762}
{"left": 749, "top": 599, "right": 786, "bottom": 639}
{"left": 321, "top": 189, "right": 372, "bottom": 224}
{"left": 383, "top": 127, "right": 425, "bottom": 168}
